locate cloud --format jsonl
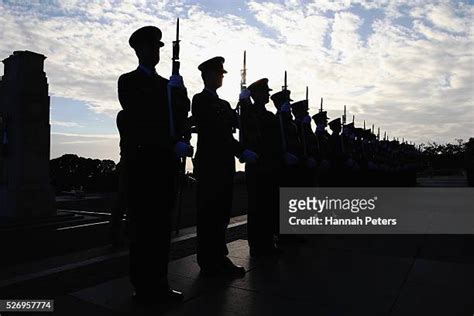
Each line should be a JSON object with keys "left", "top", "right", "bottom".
{"left": 330, "top": 11, "right": 363, "bottom": 58}
{"left": 426, "top": 3, "right": 470, "bottom": 33}
{"left": 51, "top": 132, "right": 119, "bottom": 161}
{"left": 1, "top": 0, "right": 472, "bottom": 154}
{"left": 51, "top": 120, "right": 83, "bottom": 128}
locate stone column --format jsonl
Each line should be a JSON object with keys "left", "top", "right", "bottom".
{"left": 0, "top": 51, "right": 56, "bottom": 218}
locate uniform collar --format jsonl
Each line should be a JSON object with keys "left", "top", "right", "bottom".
{"left": 316, "top": 125, "right": 326, "bottom": 133}
{"left": 138, "top": 64, "right": 157, "bottom": 77}
{"left": 204, "top": 87, "right": 219, "bottom": 98}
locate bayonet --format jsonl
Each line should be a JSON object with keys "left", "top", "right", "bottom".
{"left": 278, "top": 71, "right": 288, "bottom": 152}
{"left": 172, "top": 18, "right": 180, "bottom": 76}
{"left": 342, "top": 105, "right": 346, "bottom": 124}
{"left": 240, "top": 50, "right": 247, "bottom": 91}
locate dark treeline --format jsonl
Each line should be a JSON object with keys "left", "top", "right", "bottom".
{"left": 50, "top": 138, "right": 473, "bottom": 193}
{"left": 419, "top": 138, "right": 473, "bottom": 174}
{"left": 50, "top": 154, "right": 117, "bottom": 193}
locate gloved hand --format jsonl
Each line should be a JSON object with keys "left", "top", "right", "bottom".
{"left": 174, "top": 141, "right": 193, "bottom": 158}
{"left": 305, "top": 157, "right": 317, "bottom": 169}
{"left": 169, "top": 74, "right": 185, "bottom": 88}
{"left": 239, "top": 88, "right": 251, "bottom": 101}
{"left": 319, "top": 159, "right": 330, "bottom": 172}
{"left": 367, "top": 161, "right": 378, "bottom": 171}
{"left": 240, "top": 149, "right": 258, "bottom": 164}
{"left": 344, "top": 158, "right": 355, "bottom": 169}
{"left": 283, "top": 152, "right": 298, "bottom": 166}
{"left": 302, "top": 115, "right": 311, "bottom": 125}
{"left": 280, "top": 102, "right": 291, "bottom": 113}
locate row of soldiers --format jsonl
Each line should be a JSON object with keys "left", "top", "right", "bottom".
{"left": 115, "top": 23, "right": 419, "bottom": 304}
{"left": 238, "top": 80, "right": 419, "bottom": 190}
{"left": 235, "top": 76, "right": 419, "bottom": 256}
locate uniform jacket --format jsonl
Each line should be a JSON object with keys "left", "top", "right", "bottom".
{"left": 241, "top": 101, "right": 283, "bottom": 170}
{"left": 117, "top": 67, "right": 190, "bottom": 156}
{"left": 192, "top": 89, "right": 243, "bottom": 174}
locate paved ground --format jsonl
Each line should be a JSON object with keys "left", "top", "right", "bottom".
{"left": 27, "top": 234, "right": 473, "bottom": 316}
{"left": 2, "top": 176, "right": 473, "bottom": 315}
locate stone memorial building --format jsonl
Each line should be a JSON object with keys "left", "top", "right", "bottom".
{"left": 0, "top": 51, "right": 55, "bottom": 218}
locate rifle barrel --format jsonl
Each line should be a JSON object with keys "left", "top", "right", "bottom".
{"left": 176, "top": 18, "right": 179, "bottom": 42}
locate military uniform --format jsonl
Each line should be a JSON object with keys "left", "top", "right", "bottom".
{"left": 327, "top": 118, "right": 347, "bottom": 186}
{"left": 291, "top": 100, "right": 318, "bottom": 186}
{"left": 271, "top": 90, "right": 302, "bottom": 188}
{"left": 242, "top": 79, "right": 283, "bottom": 255}
{"left": 192, "top": 57, "right": 245, "bottom": 273}
{"left": 117, "top": 26, "right": 190, "bottom": 298}
{"left": 312, "top": 111, "right": 331, "bottom": 186}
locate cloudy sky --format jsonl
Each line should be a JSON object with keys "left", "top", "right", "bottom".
{"left": 0, "top": 0, "right": 473, "bottom": 164}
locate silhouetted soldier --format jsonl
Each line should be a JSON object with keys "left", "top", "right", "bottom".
{"left": 241, "top": 78, "right": 284, "bottom": 257}
{"left": 270, "top": 90, "right": 301, "bottom": 244}
{"left": 0, "top": 113, "right": 6, "bottom": 158}
{"left": 117, "top": 26, "right": 192, "bottom": 303}
{"left": 192, "top": 56, "right": 257, "bottom": 276}
{"left": 328, "top": 118, "right": 346, "bottom": 185}
{"left": 291, "top": 99, "right": 318, "bottom": 186}
{"left": 312, "top": 111, "right": 331, "bottom": 186}
{"left": 270, "top": 90, "right": 300, "bottom": 184}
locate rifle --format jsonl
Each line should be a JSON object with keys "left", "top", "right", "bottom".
{"left": 235, "top": 50, "right": 246, "bottom": 139}
{"left": 342, "top": 105, "right": 346, "bottom": 125}
{"left": 241, "top": 50, "right": 247, "bottom": 91}
{"left": 301, "top": 86, "right": 308, "bottom": 158}
{"left": 279, "top": 71, "right": 288, "bottom": 152}
{"left": 168, "top": 18, "right": 188, "bottom": 236}
{"left": 0, "top": 113, "right": 6, "bottom": 157}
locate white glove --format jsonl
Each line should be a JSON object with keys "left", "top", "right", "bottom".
{"left": 280, "top": 102, "right": 291, "bottom": 113}
{"left": 239, "top": 88, "right": 251, "bottom": 101}
{"left": 302, "top": 115, "right": 311, "bottom": 125}
{"left": 240, "top": 149, "right": 258, "bottom": 164}
{"left": 169, "top": 74, "right": 184, "bottom": 88}
{"left": 174, "top": 141, "right": 193, "bottom": 158}
{"left": 283, "top": 152, "right": 298, "bottom": 166}
{"left": 305, "top": 157, "right": 317, "bottom": 169}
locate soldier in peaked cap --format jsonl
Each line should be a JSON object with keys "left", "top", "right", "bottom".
{"left": 327, "top": 118, "right": 348, "bottom": 185}
{"left": 241, "top": 78, "right": 285, "bottom": 257}
{"left": 328, "top": 117, "right": 341, "bottom": 133}
{"left": 117, "top": 25, "right": 192, "bottom": 303}
{"left": 270, "top": 90, "right": 300, "bottom": 168}
{"left": 192, "top": 56, "right": 257, "bottom": 276}
{"left": 271, "top": 90, "right": 293, "bottom": 107}
{"left": 129, "top": 26, "right": 165, "bottom": 49}
{"left": 312, "top": 111, "right": 331, "bottom": 186}
{"left": 312, "top": 111, "right": 329, "bottom": 126}
{"left": 291, "top": 100, "right": 318, "bottom": 186}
